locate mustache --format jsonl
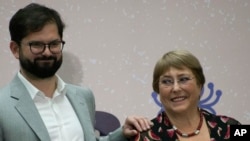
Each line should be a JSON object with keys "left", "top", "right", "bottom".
{"left": 34, "top": 56, "right": 57, "bottom": 61}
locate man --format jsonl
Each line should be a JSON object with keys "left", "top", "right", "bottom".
{"left": 0, "top": 3, "right": 152, "bottom": 141}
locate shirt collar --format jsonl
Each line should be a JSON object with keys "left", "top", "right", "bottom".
{"left": 17, "top": 71, "right": 66, "bottom": 99}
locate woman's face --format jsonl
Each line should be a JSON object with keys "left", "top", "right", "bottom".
{"left": 158, "top": 66, "right": 202, "bottom": 114}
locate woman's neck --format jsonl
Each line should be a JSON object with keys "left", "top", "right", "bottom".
{"left": 166, "top": 108, "right": 201, "bottom": 132}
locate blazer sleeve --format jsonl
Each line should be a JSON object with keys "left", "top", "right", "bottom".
{"left": 67, "top": 84, "right": 128, "bottom": 141}
{"left": 98, "top": 127, "right": 128, "bottom": 141}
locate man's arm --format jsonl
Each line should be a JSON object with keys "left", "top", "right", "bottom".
{"left": 98, "top": 115, "right": 153, "bottom": 141}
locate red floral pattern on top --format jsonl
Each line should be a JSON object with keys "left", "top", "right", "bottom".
{"left": 131, "top": 109, "right": 241, "bottom": 141}
{"left": 167, "top": 128, "right": 175, "bottom": 138}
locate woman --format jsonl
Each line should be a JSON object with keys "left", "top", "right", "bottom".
{"left": 132, "top": 50, "right": 241, "bottom": 141}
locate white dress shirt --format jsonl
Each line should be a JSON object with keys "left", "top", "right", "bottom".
{"left": 18, "top": 72, "right": 84, "bottom": 141}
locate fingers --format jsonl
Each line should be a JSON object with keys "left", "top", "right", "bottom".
{"left": 122, "top": 115, "right": 153, "bottom": 138}
{"left": 126, "top": 116, "right": 153, "bottom": 132}
{"left": 135, "top": 117, "right": 151, "bottom": 131}
{"left": 122, "top": 125, "right": 138, "bottom": 137}
{"left": 123, "top": 116, "right": 153, "bottom": 138}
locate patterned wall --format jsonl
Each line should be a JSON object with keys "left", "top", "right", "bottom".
{"left": 0, "top": 0, "right": 250, "bottom": 124}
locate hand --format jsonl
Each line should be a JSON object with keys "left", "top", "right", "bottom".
{"left": 122, "top": 115, "right": 153, "bottom": 138}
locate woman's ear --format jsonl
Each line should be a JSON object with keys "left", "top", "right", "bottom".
{"left": 10, "top": 41, "right": 20, "bottom": 59}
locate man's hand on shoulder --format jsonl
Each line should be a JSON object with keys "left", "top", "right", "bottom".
{"left": 122, "top": 115, "right": 153, "bottom": 138}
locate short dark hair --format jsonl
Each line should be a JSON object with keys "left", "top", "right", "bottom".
{"left": 9, "top": 3, "right": 65, "bottom": 44}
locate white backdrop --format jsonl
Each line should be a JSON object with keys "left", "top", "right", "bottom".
{"left": 0, "top": 0, "right": 250, "bottom": 124}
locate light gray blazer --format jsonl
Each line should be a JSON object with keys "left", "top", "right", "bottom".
{"left": 0, "top": 74, "right": 127, "bottom": 141}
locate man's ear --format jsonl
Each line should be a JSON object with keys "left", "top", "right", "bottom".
{"left": 10, "top": 41, "right": 20, "bottom": 59}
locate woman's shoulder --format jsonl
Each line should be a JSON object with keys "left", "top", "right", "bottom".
{"left": 201, "top": 109, "right": 241, "bottom": 125}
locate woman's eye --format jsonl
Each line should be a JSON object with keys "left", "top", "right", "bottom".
{"left": 179, "top": 77, "right": 190, "bottom": 83}
{"left": 162, "top": 79, "right": 173, "bottom": 84}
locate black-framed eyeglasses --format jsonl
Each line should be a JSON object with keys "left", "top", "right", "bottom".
{"left": 27, "top": 40, "right": 65, "bottom": 55}
{"left": 159, "top": 76, "right": 194, "bottom": 88}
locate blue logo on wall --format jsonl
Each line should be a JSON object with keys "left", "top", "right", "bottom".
{"left": 151, "top": 82, "right": 222, "bottom": 115}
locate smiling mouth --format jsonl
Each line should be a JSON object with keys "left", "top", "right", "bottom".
{"left": 171, "top": 96, "right": 187, "bottom": 102}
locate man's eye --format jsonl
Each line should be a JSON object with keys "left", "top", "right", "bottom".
{"left": 50, "top": 41, "right": 60, "bottom": 46}
{"left": 30, "top": 42, "right": 44, "bottom": 47}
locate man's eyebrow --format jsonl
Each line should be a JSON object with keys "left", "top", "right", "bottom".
{"left": 29, "top": 39, "right": 61, "bottom": 43}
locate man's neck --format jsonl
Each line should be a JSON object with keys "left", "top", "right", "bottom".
{"left": 20, "top": 70, "right": 57, "bottom": 98}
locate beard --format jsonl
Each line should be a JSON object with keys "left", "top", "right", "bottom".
{"left": 19, "top": 52, "right": 62, "bottom": 79}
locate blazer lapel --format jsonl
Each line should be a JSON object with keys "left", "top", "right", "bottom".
{"left": 11, "top": 75, "right": 51, "bottom": 141}
{"left": 66, "top": 87, "right": 96, "bottom": 141}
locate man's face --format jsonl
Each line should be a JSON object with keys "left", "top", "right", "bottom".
{"left": 19, "top": 50, "right": 62, "bottom": 79}
{"left": 19, "top": 23, "right": 63, "bottom": 79}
